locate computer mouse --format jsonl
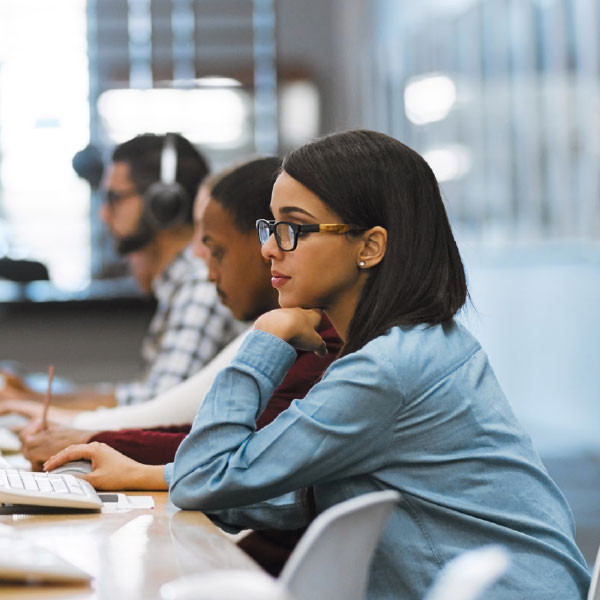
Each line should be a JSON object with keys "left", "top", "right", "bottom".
{"left": 48, "top": 460, "right": 93, "bottom": 477}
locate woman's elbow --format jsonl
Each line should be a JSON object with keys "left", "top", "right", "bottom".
{"left": 169, "top": 476, "right": 227, "bottom": 511}
{"left": 169, "top": 475, "right": 204, "bottom": 509}
{"left": 170, "top": 491, "right": 203, "bottom": 510}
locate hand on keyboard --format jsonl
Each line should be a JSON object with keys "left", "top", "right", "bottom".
{"left": 43, "top": 441, "right": 166, "bottom": 491}
{"left": 0, "top": 467, "right": 102, "bottom": 510}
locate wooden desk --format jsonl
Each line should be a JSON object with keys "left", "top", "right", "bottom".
{"left": 0, "top": 492, "right": 260, "bottom": 599}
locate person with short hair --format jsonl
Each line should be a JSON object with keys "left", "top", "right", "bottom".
{"left": 22, "top": 157, "right": 340, "bottom": 467}
{"left": 0, "top": 133, "right": 243, "bottom": 410}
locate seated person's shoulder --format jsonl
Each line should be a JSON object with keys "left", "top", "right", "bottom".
{"left": 336, "top": 321, "right": 482, "bottom": 388}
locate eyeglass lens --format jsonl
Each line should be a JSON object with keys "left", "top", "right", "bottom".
{"left": 276, "top": 223, "right": 295, "bottom": 250}
{"left": 258, "top": 221, "right": 296, "bottom": 251}
{"left": 258, "top": 221, "right": 271, "bottom": 246}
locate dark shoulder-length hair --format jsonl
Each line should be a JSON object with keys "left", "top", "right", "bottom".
{"left": 282, "top": 129, "right": 467, "bottom": 356}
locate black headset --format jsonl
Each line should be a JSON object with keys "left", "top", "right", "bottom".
{"left": 116, "top": 133, "right": 191, "bottom": 255}
{"left": 143, "top": 133, "right": 190, "bottom": 230}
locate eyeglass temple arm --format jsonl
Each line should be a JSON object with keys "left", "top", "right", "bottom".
{"left": 315, "top": 224, "right": 358, "bottom": 233}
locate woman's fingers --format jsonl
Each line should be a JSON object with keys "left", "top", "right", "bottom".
{"left": 287, "top": 309, "right": 327, "bottom": 353}
{"left": 43, "top": 442, "right": 98, "bottom": 471}
{"left": 43, "top": 442, "right": 148, "bottom": 490}
{"left": 254, "top": 308, "right": 327, "bottom": 352}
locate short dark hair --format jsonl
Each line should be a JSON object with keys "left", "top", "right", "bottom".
{"left": 282, "top": 129, "right": 467, "bottom": 356}
{"left": 210, "top": 156, "right": 282, "bottom": 233}
{"left": 112, "top": 133, "right": 209, "bottom": 224}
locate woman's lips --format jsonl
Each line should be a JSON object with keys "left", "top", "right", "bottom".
{"left": 271, "top": 271, "right": 291, "bottom": 288}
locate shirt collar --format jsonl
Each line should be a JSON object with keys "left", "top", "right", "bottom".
{"left": 151, "top": 244, "right": 195, "bottom": 301}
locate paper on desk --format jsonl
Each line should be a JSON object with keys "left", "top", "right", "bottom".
{"left": 123, "top": 495, "right": 154, "bottom": 509}
{"left": 100, "top": 493, "right": 154, "bottom": 512}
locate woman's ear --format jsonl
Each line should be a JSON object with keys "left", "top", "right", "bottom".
{"left": 357, "top": 226, "right": 387, "bottom": 269}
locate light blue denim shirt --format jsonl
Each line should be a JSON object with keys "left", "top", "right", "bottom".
{"left": 166, "top": 321, "right": 590, "bottom": 599}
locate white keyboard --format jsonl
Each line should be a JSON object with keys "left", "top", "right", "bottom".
{"left": 0, "top": 533, "right": 91, "bottom": 583}
{"left": 0, "top": 468, "right": 102, "bottom": 510}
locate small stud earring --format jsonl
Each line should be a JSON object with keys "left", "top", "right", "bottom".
{"left": 359, "top": 261, "right": 365, "bottom": 268}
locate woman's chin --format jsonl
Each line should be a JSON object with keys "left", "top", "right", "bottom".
{"left": 276, "top": 290, "right": 292, "bottom": 308}
{"left": 277, "top": 291, "right": 304, "bottom": 309}
{"left": 277, "top": 299, "right": 297, "bottom": 309}
{"left": 277, "top": 294, "right": 320, "bottom": 312}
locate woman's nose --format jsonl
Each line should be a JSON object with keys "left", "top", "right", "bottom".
{"left": 260, "top": 231, "right": 281, "bottom": 261}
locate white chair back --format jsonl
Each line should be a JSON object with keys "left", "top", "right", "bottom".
{"left": 160, "top": 570, "right": 294, "bottom": 600}
{"left": 588, "top": 545, "right": 600, "bottom": 600}
{"left": 423, "top": 545, "right": 510, "bottom": 600}
{"left": 278, "top": 490, "right": 400, "bottom": 600}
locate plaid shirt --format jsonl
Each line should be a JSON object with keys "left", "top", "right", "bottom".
{"left": 115, "top": 246, "right": 244, "bottom": 405}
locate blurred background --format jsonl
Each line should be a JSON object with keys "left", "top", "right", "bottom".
{"left": 0, "top": 0, "right": 598, "bottom": 564}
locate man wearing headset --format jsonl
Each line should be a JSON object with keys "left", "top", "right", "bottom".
{"left": 0, "top": 133, "right": 243, "bottom": 409}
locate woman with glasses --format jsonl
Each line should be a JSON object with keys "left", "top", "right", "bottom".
{"left": 163, "top": 132, "right": 589, "bottom": 597}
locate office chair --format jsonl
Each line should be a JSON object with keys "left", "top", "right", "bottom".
{"left": 423, "top": 545, "right": 510, "bottom": 600}
{"left": 278, "top": 490, "right": 399, "bottom": 600}
{"left": 160, "top": 490, "right": 399, "bottom": 600}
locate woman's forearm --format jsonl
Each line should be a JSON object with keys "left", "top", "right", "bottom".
{"left": 132, "top": 464, "right": 169, "bottom": 491}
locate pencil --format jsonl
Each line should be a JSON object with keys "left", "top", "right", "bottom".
{"left": 41, "top": 365, "right": 55, "bottom": 430}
